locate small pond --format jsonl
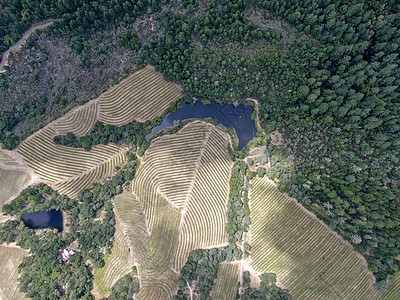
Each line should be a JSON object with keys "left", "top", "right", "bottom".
{"left": 146, "top": 102, "right": 257, "bottom": 149}
{"left": 21, "top": 209, "right": 63, "bottom": 231}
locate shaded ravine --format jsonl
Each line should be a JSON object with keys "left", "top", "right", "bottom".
{"left": 0, "top": 19, "right": 55, "bottom": 73}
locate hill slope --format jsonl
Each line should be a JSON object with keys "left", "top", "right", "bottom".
{"left": 249, "top": 176, "right": 381, "bottom": 299}
{"left": 110, "top": 121, "right": 232, "bottom": 299}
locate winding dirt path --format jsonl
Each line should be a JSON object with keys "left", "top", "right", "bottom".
{"left": 0, "top": 19, "right": 55, "bottom": 73}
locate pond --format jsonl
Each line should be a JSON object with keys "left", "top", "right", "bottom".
{"left": 21, "top": 209, "right": 63, "bottom": 231}
{"left": 146, "top": 102, "right": 257, "bottom": 149}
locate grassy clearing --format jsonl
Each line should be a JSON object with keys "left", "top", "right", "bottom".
{"left": 249, "top": 177, "right": 381, "bottom": 300}
{"left": 98, "top": 66, "right": 182, "bottom": 125}
{"left": 108, "top": 121, "right": 232, "bottom": 299}
{"left": 0, "top": 244, "right": 28, "bottom": 300}
{"left": 211, "top": 263, "right": 239, "bottom": 300}
{"left": 0, "top": 168, "right": 31, "bottom": 222}
{"left": 0, "top": 150, "right": 26, "bottom": 168}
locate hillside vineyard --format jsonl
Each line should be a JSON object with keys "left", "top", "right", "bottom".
{"left": 0, "top": 0, "right": 399, "bottom": 299}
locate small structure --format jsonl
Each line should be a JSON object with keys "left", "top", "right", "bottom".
{"left": 59, "top": 249, "right": 75, "bottom": 262}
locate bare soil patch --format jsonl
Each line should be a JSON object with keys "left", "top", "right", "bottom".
{"left": 270, "top": 130, "right": 284, "bottom": 146}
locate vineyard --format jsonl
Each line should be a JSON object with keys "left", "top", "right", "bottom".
{"left": 248, "top": 177, "right": 381, "bottom": 299}
{"left": 0, "top": 244, "right": 28, "bottom": 300}
{"left": 16, "top": 101, "right": 127, "bottom": 198}
{"left": 0, "top": 150, "right": 33, "bottom": 222}
{"left": 52, "top": 101, "right": 98, "bottom": 137}
{"left": 10, "top": 66, "right": 185, "bottom": 199}
{"left": 113, "top": 191, "right": 180, "bottom": 300}
{"left": 382, "top": 272, "right": 400, "bottom": 300}
{"left": 98, "top": 66, "right": 182, "bottom": 125}
{"left": 108, "top": 121, "right": 232, "bottom": 299}
{"left": 211, "top": 263, "right": 239, "bottom": 300}
{"left": 0, "top": 168, "right": 31, "bottom": 215}
{"left": 93, "top": 210, "right": 134, "bottom": 298}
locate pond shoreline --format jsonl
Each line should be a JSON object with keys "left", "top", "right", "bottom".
{"left": 145, "top": 102, "right": 257, "bottom": 149}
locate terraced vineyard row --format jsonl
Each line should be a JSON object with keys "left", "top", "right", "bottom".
{"left": 382, "top": 272, "right": 400, "bottom": 300}
{"left": 132, "top": 123, "right": 206, "bottom": 213}
{"left": 0, "top": 245, "right": 28, "bottom": 300}
{"left": 53, "top": 151, "right": 126, "bottom": 198}
{"left": 98, "top": 66, "right": 182, "bottom": 125}
{"left": 53, "top": 101, "right": 99, "bottom": 137}
{"left": 17, "top": 101, "right": 126, "bottom": 198}
{"left": 17, "top": 126, "right": 124, "bottom": 181}
{"left": 136, "top": 195, "right": 181, "bottom": 300}
{"left": 211, "top": 263, "right": 239, "bottom": 300}
{"left": 113, "top": 192, "right": 180, "bottom": 300}
{"left": 93, "top": 212, "right": 134, "bottom": 298}
{"left": 174, "top": 125, "right": 232, "bottom": 270}
{"left": 109, "top": 122, "right": 232, "bottom": 299}
{"left": 249, "top": 177, "right": 381, "bottom": 300}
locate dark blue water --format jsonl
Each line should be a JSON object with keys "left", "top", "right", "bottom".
{"left": 21, "top": 209, "right": 63, "bottom": 231}
{"left": 146, "top": 102, "right": 257, "bottom": 149}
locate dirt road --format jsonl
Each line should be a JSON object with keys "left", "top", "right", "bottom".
{"left": 0, "top": 19, "right": 55, "bottom": 73}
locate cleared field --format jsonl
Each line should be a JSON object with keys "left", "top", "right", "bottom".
{"left": 249, "top": 177, "right": 381, "bottom": 300}
{"left": 93, "top": 212, "right": 134, "bottom": 298}
{"left": 0, "top": 150, "right": 26, "bottom": 169}
{"left": 16, "top": 102, "right": 126, "bottom": 198}
{"left": 211, "top": 263, "right": 239, "bottom": 300}
{"left": 0, "top": 168, "right": 31, "bottom": 208}
{"left": 0, "top": 150, "right": 33, "bottom": 222}
{"left": 98, "top": 66, "right": 182, "bottom": 125}
{"left": 112, "top": 121, "right": 232, "bottom": 299}
{"left": 0, "top": 244, "right": 28, "bottom": 300}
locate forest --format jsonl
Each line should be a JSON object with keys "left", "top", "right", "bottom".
{"left": 53, "top": 121, "right": 150, "bottom": 151}
{"left": 0, "top": 0, "right": 399, "bottom": 294}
